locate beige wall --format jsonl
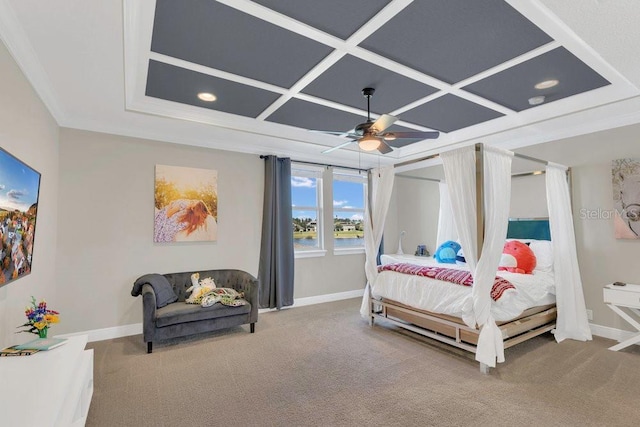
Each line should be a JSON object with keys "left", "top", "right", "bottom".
{"left": 388, "top": 176, "right": 440, "bottom": 256}
{"left": 0, "top": 41, "right": 59, "bottom": 348}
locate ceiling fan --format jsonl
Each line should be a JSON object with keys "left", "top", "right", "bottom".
{"left": 318, "top": 88, "right": 439, "bottom": 154}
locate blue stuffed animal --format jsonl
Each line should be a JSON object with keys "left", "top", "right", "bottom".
{"left": 434, "top": 240, "right": 461, "bottom": 264}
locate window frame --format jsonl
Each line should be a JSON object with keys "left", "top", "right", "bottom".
{"left": 291, "top": 164, "right": 326, "bottom": 258}
{"left": 332, "top": 169, "right": 367, "bottom": 255}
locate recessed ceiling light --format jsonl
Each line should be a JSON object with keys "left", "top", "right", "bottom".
{"left": 528, "top": 95, "right": 546, "bottom": 106}
{"left": 197, "top": 92, "right": 217, "bottom": 102}
{"left": 534, "top": 79, "right": 559, "bottom": 90}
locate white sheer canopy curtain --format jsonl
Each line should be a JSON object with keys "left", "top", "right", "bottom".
{"left": 359, "top": 166, "right": 395, "bottom": 318}
{"left": 441, "top": 145, "right": 513, "bottom": 367}
{"left": 436, "top": 182, "right": 458, "bottom": 247}
{"left": 546, "top": 163, "right": 592, "bottom": 342}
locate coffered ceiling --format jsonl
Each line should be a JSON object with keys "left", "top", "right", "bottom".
{"left": 2, "top": 0, "right": 640, "bottom": 169}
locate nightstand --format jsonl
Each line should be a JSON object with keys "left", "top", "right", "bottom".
{"left": 603, "top": 283, "right": 640, "bottom": 351}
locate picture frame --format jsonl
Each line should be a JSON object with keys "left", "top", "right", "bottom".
{"left": 0, "top": 147, "right": 41, "bottom": 286}
{"left": 154, "top": 164, "right": 218, "bottom": 242}
{"left": 612, "top": 158, "right": 640, "bottom": 239}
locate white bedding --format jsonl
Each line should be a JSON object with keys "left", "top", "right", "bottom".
{"left": 372, "top": 254, "right": 555, "bottom": 327}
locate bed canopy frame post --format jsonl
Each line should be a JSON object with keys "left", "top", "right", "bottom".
{"left": 475, "top": 143, "right": 485, "bottom": 260}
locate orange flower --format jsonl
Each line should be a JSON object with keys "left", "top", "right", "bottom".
{"left": 45, "top": 314, "right": 59, "bottom": 324}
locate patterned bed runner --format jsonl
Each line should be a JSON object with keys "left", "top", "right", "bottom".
{"left": 378, "top": 263, "right": 515, "bottom": 301}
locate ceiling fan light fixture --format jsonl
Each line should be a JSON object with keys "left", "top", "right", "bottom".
{"left": 382, "top": 133, "right": 396, "bottom": 141}
{"left": 358, "top": 135, "right": 381, "bottom": 151}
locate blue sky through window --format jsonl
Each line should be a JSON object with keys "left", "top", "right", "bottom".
{"left": 333, "top": 180, "right": 364, "bottom": 211}
{"left": 291, "top": 175, "right": 365, "bottom": 221}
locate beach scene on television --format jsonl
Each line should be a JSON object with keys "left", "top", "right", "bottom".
{"left": 0, "top": 148, "right": 41, "bottom": 286}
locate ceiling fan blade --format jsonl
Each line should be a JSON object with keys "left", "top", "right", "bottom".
{"left": 309, "top": 130, "right": 349, "bottom": 136}
{"left": 322, "top": 140, "right": 355, "bottom": 154}
{"left": 370, "top": 114, "right": 397, "bottom": 133}
{"left": 383, "top": 131, "right": 440, "bottom": 140}
{"left": 377, "top": 140, "right": 393, "bottom": 154}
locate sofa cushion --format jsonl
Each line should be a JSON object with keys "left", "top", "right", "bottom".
{"left": 155, "top": 301, "right": 251, "bottom": 328}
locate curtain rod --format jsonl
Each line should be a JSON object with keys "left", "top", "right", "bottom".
{"left": 512, "top": 170, "right": 546, "bottom": 178}
{"left": 393, "top": 145, "right": 553, "bottom": 169}
{"left": 396, "top": 174, "right": 441, "bottom": 183}
{"left": 513, "top": 152, "right": 548, "bottom": 166}
{"left": 259, "top": 155, "right": 369, "bottom": 172}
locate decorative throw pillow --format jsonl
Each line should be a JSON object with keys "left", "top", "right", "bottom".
{"left": 529, "top": 240, "right": 553, "bottom": 272}
{"left": 455, "top": 247, "right": 466, "bottom": 265}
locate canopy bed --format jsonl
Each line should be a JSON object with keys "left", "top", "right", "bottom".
{"left": 361, "top": 143, "right": 592, "bottom": 373}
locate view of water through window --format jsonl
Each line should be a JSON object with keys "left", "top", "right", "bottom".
{"left": 292, "top": 169, "right": 366, "bottom": 251}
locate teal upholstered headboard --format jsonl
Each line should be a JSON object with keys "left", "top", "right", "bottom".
{"left": 506, "top": 218, "right": 551, "bottom": 241}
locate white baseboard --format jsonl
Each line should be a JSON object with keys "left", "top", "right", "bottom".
{"left": 258, "top": 288, "right": 364, "bottom": 313}
{"left": 69, "top": 289, "right": 365, "bottom": 343}
{"left": 589, "top": 322, "right": 637, "bottom": 344}
{"left": 58, "top": 323, "right": 142, "bottom": 343}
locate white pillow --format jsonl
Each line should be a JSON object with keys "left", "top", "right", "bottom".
{"left": 529, "top": 240, "right": 553, "bottom": 272}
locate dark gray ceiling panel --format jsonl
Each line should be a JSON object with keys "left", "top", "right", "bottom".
{"left": 463, "top": 47, "right": 611, "bottom": 111}
{"left": 360, "top": 0, "right": 553, "bottom": 84}
{"left": 266, "top": 98, "right": 367, "bottom": 132}
{"left": 399, "top": 94, "right": 504, "bottom": 133}
{"left": 252, "top": 0, "right": 391, "bottom": 40}
{"left": 146, "top": 60, "right": 281, "bottom": 118}
{"left": 301, "top": 55, "right": 438, "bottom": 113}
{"left": 151, "top": 0, "right": 333, "bottom": 88}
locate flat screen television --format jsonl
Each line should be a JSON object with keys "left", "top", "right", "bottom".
{"left": 0, "top": 147, "right": 41, "bottom": 287}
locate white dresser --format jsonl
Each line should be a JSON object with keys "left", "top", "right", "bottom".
{"left": 0, "top": 334, "right": 94, "bottom": 426}
{"left": 603, "top": 283, "right": 640, "bottom": 351}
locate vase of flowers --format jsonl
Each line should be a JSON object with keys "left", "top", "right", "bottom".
{"left": 18, "top": 296, "right": 59, "bottom": 338}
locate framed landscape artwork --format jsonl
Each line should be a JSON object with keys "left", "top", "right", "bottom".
{"left": 154, "top": 164, "right": 218, "bottom": 242}
{"left": 612, "top": 158, "right": 640, "bottom": 239}
{"left": 0, "top": 147, "right": 41, "bottom": 287}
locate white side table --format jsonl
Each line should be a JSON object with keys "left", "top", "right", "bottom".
{"left": 603, "top": 283, "right": 640, "bottom": 351}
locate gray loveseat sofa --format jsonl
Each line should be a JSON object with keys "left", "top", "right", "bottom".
{"left": 131, "top": 269, "right": 258, "bottom": 353}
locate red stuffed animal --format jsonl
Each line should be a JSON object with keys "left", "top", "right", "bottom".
{"left": 498, "top": 240, "right": 537, "bottom": 274}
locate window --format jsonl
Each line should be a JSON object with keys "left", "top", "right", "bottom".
{"left": 291, "top": 164, "right": 324, "bottom": 255}
{"left": 333, "top": 169, "right": 367, "bottom": 251}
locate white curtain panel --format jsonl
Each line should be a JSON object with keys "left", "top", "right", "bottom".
{"left": 360, "top": 165, "right": 395, "bottom": 317}
{"left": 442, "top": 145, "right": 513, "bottom": 367}
{"left": 436, "top": 182, "right": 458, "bottom": 247}
{"left": 545, "top": 163, "right": 592, "bottom": 342}
{"left": 441, "top": 146, "right": 478, "bottom": 273}
{"left": 473, "top": 146, "right": 513, "bottom": 367}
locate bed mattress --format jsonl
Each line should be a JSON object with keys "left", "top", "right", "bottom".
{"left": 372, "top": 254, "right": 555, "bottom": 327}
